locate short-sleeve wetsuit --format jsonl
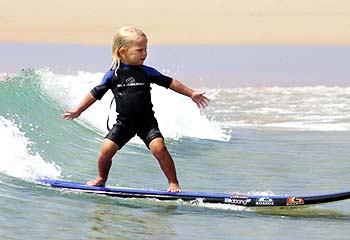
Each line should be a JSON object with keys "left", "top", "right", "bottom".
{"left": 91, "top": 63, "right": 173, "bottom": 148}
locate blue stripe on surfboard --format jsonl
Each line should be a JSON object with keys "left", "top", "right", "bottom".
{"left": 35, "top": 178, "right": 350, "bottom": 206}
{"left": 36, "top": 179, "right": 230, "bottom": 199}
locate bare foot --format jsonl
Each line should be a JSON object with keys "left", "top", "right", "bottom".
{"left": 167, "top": 182, "right": 181, "bottom": 192}
{"left": 87, "top": 177, "right": 105, "bottom": 187}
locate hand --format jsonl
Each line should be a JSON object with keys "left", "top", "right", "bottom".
{"left": 61, "top": 109, "right": 81, "bottom": 120}
{"left": 191, "top": 91, "right": 209, "bottom": 108}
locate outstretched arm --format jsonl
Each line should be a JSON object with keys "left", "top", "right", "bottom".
{"left": 61, "top": 93, "right": 97, "bottom": 120}
{"left": 169, "top": 79, "right": 209, "bottom": 108}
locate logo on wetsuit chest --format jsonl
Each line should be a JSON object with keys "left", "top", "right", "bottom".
{"left": 117, "top": 77, "right": 145, "bottom": 87}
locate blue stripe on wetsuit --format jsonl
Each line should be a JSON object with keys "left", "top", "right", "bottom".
{"left": 99, "top": 69, "right": 114, "bottom": 85}
{"left": 97, "top": 64, "right": 170, "bottom": 86}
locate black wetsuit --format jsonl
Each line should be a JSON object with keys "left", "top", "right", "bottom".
{"left": 91, "top": 63, "right": 173, "bottom": 148}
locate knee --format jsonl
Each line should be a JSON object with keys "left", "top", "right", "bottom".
{"left": 99, "top": 139, "right": 119, "bottom": 160}
{"left": 150, "top": 139, "right": 168, "bottom": 157}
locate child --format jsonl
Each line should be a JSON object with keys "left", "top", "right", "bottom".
{"left": 61, "top": 26, "right": 209, "bottom": 192}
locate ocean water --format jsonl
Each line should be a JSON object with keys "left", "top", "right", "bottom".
{"left": 1, "top": 68, "right": 350, "bottom": 239}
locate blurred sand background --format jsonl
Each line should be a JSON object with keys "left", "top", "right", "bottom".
{"left": 1, "top": 0, "right": 350, "bottom": 45}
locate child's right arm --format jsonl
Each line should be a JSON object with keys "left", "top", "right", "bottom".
{"left": 61, "top": 93, "right": 97, "bottom": 120}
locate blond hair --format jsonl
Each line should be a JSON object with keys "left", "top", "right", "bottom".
{"left": 109, "top": 26, "right": 148, "bottom": 75}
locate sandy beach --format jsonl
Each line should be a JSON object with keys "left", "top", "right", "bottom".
{"left": 1, "top": 0, "right": 350, "bottom": 45}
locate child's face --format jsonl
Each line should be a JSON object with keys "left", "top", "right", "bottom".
{"left": 120, "top": 36, "right": 148, "bottom": 65}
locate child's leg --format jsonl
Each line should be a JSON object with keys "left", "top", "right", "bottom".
{"left": 149, "top": 137, "right": 181, "bottom": 192}
{"left": 87, "top": 138, "right": 119, "bottom": 186}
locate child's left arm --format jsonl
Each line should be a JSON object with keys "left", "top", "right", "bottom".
{"left": 169, "top": 79, "right": 209, "bottom": 108}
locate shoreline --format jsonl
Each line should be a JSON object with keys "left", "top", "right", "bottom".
{"left": 1, "top": 1, "right": 350, "bottom": 46}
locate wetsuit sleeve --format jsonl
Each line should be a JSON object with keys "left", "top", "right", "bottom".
{"left": 141, "top": 65, "right": 173, "bottom": 88}
{"left": 90, "top": 70, "right": 114, "bottom": 100}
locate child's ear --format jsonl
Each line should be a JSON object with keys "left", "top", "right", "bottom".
{"left": 119, "top": 47, "right": 126, "bottom": 58}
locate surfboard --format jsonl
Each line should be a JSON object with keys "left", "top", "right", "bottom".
{"left": 36, "top": 179, "right": 350, "bottom": 207}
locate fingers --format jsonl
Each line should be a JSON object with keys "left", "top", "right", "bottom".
{"left": 61, "top": 113, "right": 72, "bottom": 120}
{"left": 200, "top": 92, "right": 210, "bottom": 101}
{"left": 194, "top": 92, "right": 210, "bottom": 108}
{"left": 197, "top": 99, "right": 209, "bottom": 109}
{"left": 61, "top": 110, "right": 77, "bottom": 120}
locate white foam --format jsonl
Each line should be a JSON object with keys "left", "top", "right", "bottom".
{"left": 38, "top": 69, "right": 230, "bottom": 141}
{"left": 0, "top": 116, "right": 61, "bottom": 179}
{"left": 0, "top": 72, "right": 15, "bottom": 81}
{"left": 211, "top": 86, "right": 350, "bottom": 132}
{"left": 152, "top": 85, "right": 229, "bottom": 141}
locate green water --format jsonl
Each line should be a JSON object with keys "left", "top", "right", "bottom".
{"left": 0, "top": 70, "right": 349, "bottom": 239}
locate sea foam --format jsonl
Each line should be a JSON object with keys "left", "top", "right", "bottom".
{"left": 0, "top": 116, "right": 61, "bottom": 179}
{"left": 38, "top": 69, "right": 230, "bottom": 142}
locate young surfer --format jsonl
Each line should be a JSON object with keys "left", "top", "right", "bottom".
{"left": 61, "top": 26, "right": 209, "bottom": 192}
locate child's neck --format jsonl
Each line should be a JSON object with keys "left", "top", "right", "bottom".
{"left": 122, "top": 61, "right": 142, "bottom": 66}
